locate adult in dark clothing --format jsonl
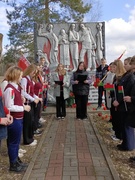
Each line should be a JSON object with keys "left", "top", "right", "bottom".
{"left": 70, "top": 62, "right": 92, "bottom": 120}
{"left": 114, "top": 57, "right": 135, "bottom": 151}
{"left": 96, "top": 58, "right": 109, "bottom": 109}
{"left": 110, "top": 59, "right": 126, "bottom": 141}
{"left": 121, "top": 56, "right": 135, "bottom": 163}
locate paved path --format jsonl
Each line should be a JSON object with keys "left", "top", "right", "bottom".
{"left": 22, "top": 107, "right": 120, "bottom": 180}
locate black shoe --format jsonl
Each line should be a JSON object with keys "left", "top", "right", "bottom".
{"left": 10, "top": 160, "right": 26, "bottom": 172}
{"left": 129, "top": 156, "right": 135, "bottom": 162}
{"left": 96, "top": 106, "right": 101, "bottom": 110}
{"left": 38, "top": 123, "right": 42, "bottom": 129}
{"left": 82, "top": 118, "right": 88, "bottom": 120}
{"left": 117, "top": 145, "right": 133, "bottom": 151}
{"left": 34, "top": 129, "right": 42, "bottom": 136}
{"left": 108, "top": 119, "right": 112, "bottom": 123}
{"left": 117, "top": 144, "right": 123, "bottom": 148}
{"left": 17, "top": 157, "right": 28, "bottom": 167}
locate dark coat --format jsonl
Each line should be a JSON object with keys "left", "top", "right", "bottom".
{"left": 72, "top": 70, "right": 90, "bottom": 96}
{"left": 117, "top": 71, "right": 135, "bottom": 111}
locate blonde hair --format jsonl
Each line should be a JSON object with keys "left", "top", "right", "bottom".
{"left": 23, "top": 64, "right": 37, "bottom": 77}
{"left": 6, "top": 66, "right": 22, "bottom": 83}
{"left": 32, "top": 68, "right": 40, "bottom": 82}
{"left": 113, "top": 59, "right": 126, "bottom": 77}
{"left": 3, "top": 65, "right": 15, "bottom": 80}
{"left": 55, "top": 64, "right": 66, "bottom": 75}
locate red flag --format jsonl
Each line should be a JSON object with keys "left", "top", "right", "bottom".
{"left": 118, "top": 86, "right": 123, "bottom": 93}
{"left": 93, "top": 78, "right": 100, "bottom": 88}
{"left": 104, "top": 83, "right": 114, "bottom": 91}
{"left": 38, "top": 89, "right": 42, "bottom": 95}
{"left": 18, "top": 56, "right": 30, "bottom": 71}
{"left": 43, "top": 85, "right": 48, "bottom": 91}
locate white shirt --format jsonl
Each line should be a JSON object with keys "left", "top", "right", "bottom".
{"left": 3, "top": 82, "right": 24, "bottom": 112}
{"left": 21, "top": 76, "right": 38, "bottom": 102}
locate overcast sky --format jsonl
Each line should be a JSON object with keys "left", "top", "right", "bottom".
{"left": 0, "top": 0, "right": 135, "bottom": 64}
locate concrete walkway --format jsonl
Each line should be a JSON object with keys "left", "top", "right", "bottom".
{"left": 22, "top": 107, "right": 120, "bottom": 180}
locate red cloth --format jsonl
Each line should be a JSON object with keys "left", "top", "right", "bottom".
{"left": 59, "top": 75, "right": 63, "bottom": 81}
{"left": 4, "top": 107, "right": 9, "bottom": 115}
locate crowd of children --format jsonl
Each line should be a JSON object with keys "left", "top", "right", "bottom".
{"left": 0, "top": 57, "right": 49, "bottom": 172}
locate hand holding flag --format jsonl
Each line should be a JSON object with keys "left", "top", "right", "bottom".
{"left": 93, "top": 78, "right": 100, "bottom": 88}
{"left": 38, "top": 89, "right": 42, "bottom": 98}
{"left": 118, "top": 85, "right": 127, "bottom": 111}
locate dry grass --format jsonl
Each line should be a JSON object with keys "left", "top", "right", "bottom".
{"left": 92, "top": 111, "right": 135, "bottom": 180}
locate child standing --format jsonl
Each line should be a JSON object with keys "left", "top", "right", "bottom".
{"left": 3, "top": 66, "right": 30, "bottom": 172}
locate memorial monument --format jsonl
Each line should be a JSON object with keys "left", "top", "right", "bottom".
{"left": 34, "top": 22, "right": 105, "bottom": 72}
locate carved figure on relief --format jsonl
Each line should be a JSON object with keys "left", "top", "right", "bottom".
{"left": 87, "top": 27, "right": 96, "bottom": 71}
{"left": 58, "top": 28, "right": 70, "bottom": 69}
{"left": 38, "top": 24, "right": 59, "bottom": 64}
{"left": 79, "top": 23, "right": 96, "bottom": 71}
{"left": 68, "top": 23, "right": 79, "bottom": 71}
{"left": 95, "top": 22, "right": 104, "bottom": 66}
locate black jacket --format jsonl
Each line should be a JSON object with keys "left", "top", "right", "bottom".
{"left": 72, "top": 70, "right": 90, "bottom": 96}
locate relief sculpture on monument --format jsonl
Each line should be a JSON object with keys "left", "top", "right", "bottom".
{"left": 35, "top": 22, "right": 105, "bottom": 72}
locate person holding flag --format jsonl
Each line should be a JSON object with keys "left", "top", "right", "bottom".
{"left": 110, "top": 59, "right": 126, "bottom": 141}
{"left": 113, "top": 57, "right": 135, "bottom": 151}
{"left": 122, "top": 56, "right": 135, "bottom": 164}
{"left": 95, "top": 58, "right": 109, "bottom": 109}
{"left": 104, "top": 62, "right": 115, "bottom": 109}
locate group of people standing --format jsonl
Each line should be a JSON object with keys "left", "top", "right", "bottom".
{"left": 0, "top": 57, "right": 92, "bottom": 172}
{"left": 51, "top": 61, "right": 92, "bottom": 120}
{"left": 1, "top": 53, "right": 135, "bottom": 173}
{"left": 0, "top": 57, "right": 50, "bottom": 172}
{"left": 96, "top": 56, "right": 135, "bottom": 166}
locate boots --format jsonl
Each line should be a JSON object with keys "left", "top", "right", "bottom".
{"left": 17, "top": 157, "right": 28, "bottom": 167}
{"left": 10, "top": 160, "right": 26, "bottom": 172}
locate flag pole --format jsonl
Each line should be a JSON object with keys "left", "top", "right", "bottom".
{"left": 122, "top": 86, "right": 128, "bottom": 111}
{"left": 117, "top": 50, "right": 126, "bottom": 60}
{"left": 113, "top": 85, "right": 117, "bottom": 111}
